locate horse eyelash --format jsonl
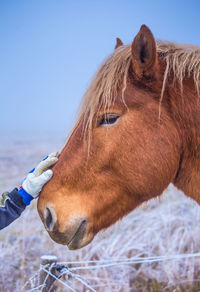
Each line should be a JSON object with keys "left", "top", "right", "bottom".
{"left": 98, "top": 114, "right": 120, "bottom": 127}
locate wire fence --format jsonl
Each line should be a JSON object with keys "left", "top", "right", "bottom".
{"left": 23, "top": 252, "right": 200, "bottom": 292}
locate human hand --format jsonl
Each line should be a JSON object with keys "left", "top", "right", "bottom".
{"left": 20, "top": 152, "right": 59, "bottom": 199}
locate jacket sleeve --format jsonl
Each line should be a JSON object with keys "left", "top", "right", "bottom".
{"left": 0, "top": 188, "right": 26, "bottom": 230}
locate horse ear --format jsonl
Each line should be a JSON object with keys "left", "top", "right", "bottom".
{"left": 131, "top": 25, "right": 158, "bottom": 79}
{"left": 115, "top": 38, "right": 123, "bottom": 50}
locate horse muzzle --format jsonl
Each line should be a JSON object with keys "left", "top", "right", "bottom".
{"left": 40, "top": 205, "right": 92, "bottom": 249}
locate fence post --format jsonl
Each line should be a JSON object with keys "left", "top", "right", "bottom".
{"left": 40, "top": 255, "right": 58, "bottom": 292}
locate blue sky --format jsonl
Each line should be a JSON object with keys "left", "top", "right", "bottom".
{"left": 0, "top": 0, "right": 199, "bottom": 140}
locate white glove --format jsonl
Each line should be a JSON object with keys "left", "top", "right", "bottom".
{"left": 22, "top": 152, "right": 59, "bottom": 198}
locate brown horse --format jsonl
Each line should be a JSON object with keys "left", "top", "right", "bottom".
{"left": 38, "top": 25, "right": 200, "bottom": 250}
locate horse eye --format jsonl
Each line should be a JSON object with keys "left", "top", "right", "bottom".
{"left": 98, "top": 113, "right": 120, "bottom": 127}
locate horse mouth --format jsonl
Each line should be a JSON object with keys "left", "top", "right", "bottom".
{"left": 47, "top": 218, "right": 90, "bottom": 250}
{"left": 67, "top": 219, "right": 88, "bottom": 250}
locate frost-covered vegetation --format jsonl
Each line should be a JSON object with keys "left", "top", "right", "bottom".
{"left": 1, "top": 139, "right": 200, "bottom": 291}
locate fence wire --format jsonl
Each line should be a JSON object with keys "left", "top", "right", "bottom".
{"left": 23, "top": 252, "right": 200, "bottom": 292}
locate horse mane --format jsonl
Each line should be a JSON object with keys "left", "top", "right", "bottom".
{"left": 76, "top": 41, "right": 200, "bottom": 136}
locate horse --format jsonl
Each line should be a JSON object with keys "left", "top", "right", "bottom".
{"left": 38, "top": 25, "right": 200, "bottom": 250}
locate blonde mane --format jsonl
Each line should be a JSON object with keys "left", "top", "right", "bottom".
{"left": 76, "top": 41, "right": 200, "bottom": 136}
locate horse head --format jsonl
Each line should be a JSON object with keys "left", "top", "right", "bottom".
{"left": 38, "top": 25, "right": 200, "bottom": 249}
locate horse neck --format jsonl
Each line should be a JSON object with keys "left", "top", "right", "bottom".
{"left": 171, "top": 77, "right": 200, "bottom": 203}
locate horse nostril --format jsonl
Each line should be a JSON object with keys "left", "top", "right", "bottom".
{"left": 45, "top": 207, "right": 56, "bottom": 231}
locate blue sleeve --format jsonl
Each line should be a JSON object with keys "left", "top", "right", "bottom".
{"left": 17, "top": 187, "right": 34, "bottom": 206}
{"left": 0, "top": 189, "right": 26, "bottom": 230}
